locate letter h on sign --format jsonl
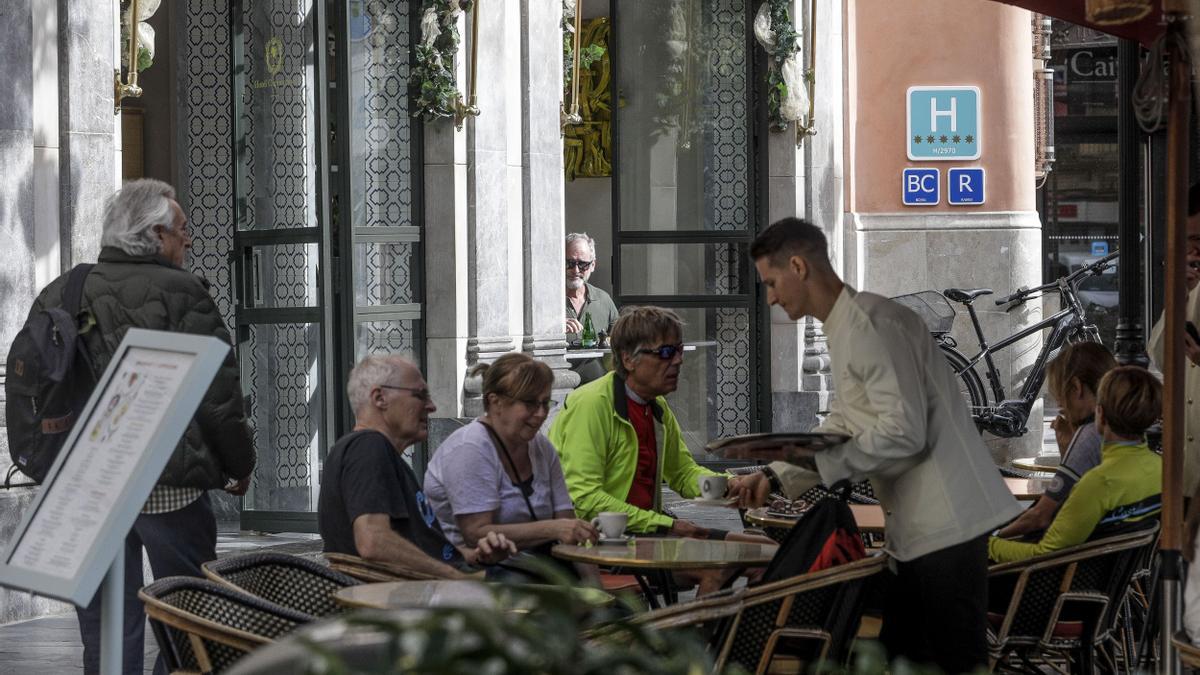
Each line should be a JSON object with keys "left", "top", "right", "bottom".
{"left": 907, "top": 86, "right": 981, "bottom": 161}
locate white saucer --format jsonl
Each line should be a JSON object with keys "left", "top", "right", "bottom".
{"left": 596, "top": 534, "right": 631, "bottom": 544}
{"left": 684, "top": 497, "right": 738, "bottom": 507}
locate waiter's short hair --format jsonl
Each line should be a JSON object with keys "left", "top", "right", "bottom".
{"left": 750, "top": 217, "right": 830, "bottom": 269}
{"left": 1190, "top": 181, "right": 1200, "bottom": 217}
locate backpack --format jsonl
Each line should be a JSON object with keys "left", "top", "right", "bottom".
{"left": 5, "top": 264, "right": 96, "bottom": 484}
{"left": 761, "top": 483, "right": 868, "bottom": 582}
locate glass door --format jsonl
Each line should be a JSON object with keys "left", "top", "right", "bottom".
{"left": 611, "top": 0, "right": 766, "bottom": 467}
{"left": 232, "top": 0, "right": 333, "bottom": 532}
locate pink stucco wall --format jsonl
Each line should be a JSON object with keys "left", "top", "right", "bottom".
{"left": 845, "top": 0, "right": 1036, "bottom": 213}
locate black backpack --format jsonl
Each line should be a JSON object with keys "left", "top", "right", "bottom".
{"left": 5, "top": 264, "right": 96, "bottom": 484}
{"left": 761, "top": 483, "right": 868, "bottom": 581}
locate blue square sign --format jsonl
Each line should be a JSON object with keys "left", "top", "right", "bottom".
{"left": 907, "top": 86, "right": 981, "bottom": 161}
{"left": 902, "top": 168, "right": 940, "bottom": 205}
{"left": 948, "top": 168, "right": 986, "bottom": 205}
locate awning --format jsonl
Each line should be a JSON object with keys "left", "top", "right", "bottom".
{"left": 989, "top": 0, "right": 1170, "bottom": 45}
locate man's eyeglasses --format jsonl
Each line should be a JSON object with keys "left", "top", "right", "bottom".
{"left": 638, "top": 343, "right": 685, "bottom": 360}
{"left": 565, "top": 258, "right": 594, "bottom": 271}
{"left": 501, "top": 393, "right": 556, "bottom": 411}
{"left": 379, "top": 385, "right": 433, "bottom": 403}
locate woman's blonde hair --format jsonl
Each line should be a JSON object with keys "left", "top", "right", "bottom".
{"left": 1095, "top": 366, "right": 1162, "bottom": 438}
{"left": 471, "top": 352, "right": 553, "bottom": 410}
{"left": 610, "top": 306, "right": 684, "bottom": 377}
{"left": 1045, "top": 341, "right": 1117, "bottom": 406}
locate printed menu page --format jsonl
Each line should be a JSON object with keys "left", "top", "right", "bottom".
{"left": 8, "top": 347, "right": 196, "bottom": 579}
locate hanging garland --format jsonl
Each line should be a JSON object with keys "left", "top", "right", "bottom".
{"left": 411, "top": 0, "right": 472, "bottom": 120}
{"left": 755, "top": 0, "right": 809, "bottom": 133}
{"left": 562, "top": 0, "right": 606, "bottom": 99}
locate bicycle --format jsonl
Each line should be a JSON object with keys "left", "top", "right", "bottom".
{"left": 892, "top": 250, "right": 1118, "bottom": 438}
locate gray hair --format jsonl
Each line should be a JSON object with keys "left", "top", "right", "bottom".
{"left": 565, "top": 232, "right": 596, "bottom": 260}
{"left": 100, "top": 179, "right": 178, "bottom": 256}
{"left": 346, "top": 355, "right": 407, "bottom": 413}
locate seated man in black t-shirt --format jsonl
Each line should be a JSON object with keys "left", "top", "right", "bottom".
{"left": 318, "top": 355, "right": 516, "bottom": 578}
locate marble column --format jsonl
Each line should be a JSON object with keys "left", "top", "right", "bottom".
{"left": 462, "top": 0, "right": 520, "bottom": 416}
{"left": 520, "top": 0, "right": 578, "bottom": 406}
{"left": 58, "top": 0, "right": 117, "bottom": 267}
{"left": 0, "top": 0, "right": 73, "bottom": 626}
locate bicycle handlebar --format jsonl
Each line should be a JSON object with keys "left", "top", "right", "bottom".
{"left": 993, "top": 250, "right": 1119, "bottom": 306}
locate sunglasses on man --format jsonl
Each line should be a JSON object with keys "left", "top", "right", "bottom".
{"left": 565, "top": 258, "right": 594, "bottom": 271}
{"left": 638, "top": 343, "right": 685, "bottom": 360}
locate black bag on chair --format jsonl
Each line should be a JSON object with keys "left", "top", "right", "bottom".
{"left": 761, "top": 483, "right": 867, "bottom": 582}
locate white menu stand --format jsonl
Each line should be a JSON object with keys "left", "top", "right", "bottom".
{"left": 0, "top": 329, "right": 229, "bottom": 675}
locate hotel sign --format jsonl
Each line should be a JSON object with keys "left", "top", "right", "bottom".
{"left": 906, "top": 86, "right": 981, "bottom": 161}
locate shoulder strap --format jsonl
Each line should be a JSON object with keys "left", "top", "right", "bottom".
{"left": 62, "top": 264, "right": 95, "bottom": 316}
{"left": 481, "top": 422, "right": 540, "bottom": 522}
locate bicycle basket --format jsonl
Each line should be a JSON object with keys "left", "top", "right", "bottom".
{"left": 890, "top": 290, "right": 956, "bottom": 335}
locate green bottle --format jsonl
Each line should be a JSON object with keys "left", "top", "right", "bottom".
{"left": 581, "top": 313, "right": 597, "bottom": 348}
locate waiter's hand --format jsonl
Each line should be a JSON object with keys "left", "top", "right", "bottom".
{"left": 565, "top": 318, "right": 583, "bottom": 334}
{"left": 728, "top": 472, "right": 772, "bottom": 509}
{"left": 225, "top": 476, "right": 251, "bottom": 496}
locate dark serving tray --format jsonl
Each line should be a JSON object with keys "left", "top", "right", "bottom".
{"left": 705, "top": 432, "right": 850, "bottom": 462}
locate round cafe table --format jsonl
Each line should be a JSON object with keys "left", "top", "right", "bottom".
{"left": 333, "top": 580, "right": 613, "bottom": 612}
{"left": 552, "top": 538, "right": 778, "bottom": 607}
{"left": 1005, "top": 476, "right": 1048, "bottom": 501}
{"left": 1010, "top": 457, "right": 1059, "bottom": 473}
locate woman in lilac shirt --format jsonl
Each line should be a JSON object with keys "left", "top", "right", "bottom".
{"left": 425, "top": 353, "right": 597, "bottom": 554}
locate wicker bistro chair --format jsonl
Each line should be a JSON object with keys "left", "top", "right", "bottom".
{"left": 986, "top": 521, "right": 1159, "bottom": 673}
{"left": 202, "top": 552, "right": 361, "bottom": 620}
{"left": 1171, "top": 630, "right": 1200, "bottom": 670}
{"left": 139, "top": 576, "right": 313, "bottom": 674}
{"left": 323, "top": 552, "right": 451, "bottom": 582}
{"left": 713, "top": 554, "right": 887, "bottom": 674}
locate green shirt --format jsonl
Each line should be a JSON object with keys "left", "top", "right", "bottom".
{"left": 988, "top": 440, "right": 1161, "bottom": 563}
{"left": 566, "top": 283, "right": 619, "bottom": 341}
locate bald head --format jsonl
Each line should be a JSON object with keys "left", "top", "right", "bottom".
{"left": 347, "top": 355, "right": 420, "bottom": 414}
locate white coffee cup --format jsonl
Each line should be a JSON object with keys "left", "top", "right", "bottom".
{"left": 699, "top": 474, "right": 729, "bottom": 500}
{"left": 591, "top": 511, "right": 628, "bottom": 539}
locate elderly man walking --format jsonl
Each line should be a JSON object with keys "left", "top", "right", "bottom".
{"left": 729, "top": 217, "right": 1021, "bottom": 673}
{"left": 318, "top": 355, "right": 517, "bottom": 577}
{"left": 23, "top": 179, "right": 255, "bottom": 675}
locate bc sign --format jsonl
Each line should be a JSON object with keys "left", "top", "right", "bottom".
{"left": 902, "top": 168, "right": 940, "bottom": 205}
{"left": 948, "top": 168, "right": 985, "bottom": 205}
{"left": 907, "top": 86, "right": 981, "bottom": 161}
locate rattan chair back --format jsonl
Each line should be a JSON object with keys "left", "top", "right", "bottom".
{"left": 202, "top": 552, "right": 361, "bottom": 619}
{"left": 987, "top": 520, "right": 1159, "bottom": 670}
{"left": 714, "top": 554, "right": 888, "bottom": 675}
{"left": 139, "top": 576, "right": 312, "bottom": 674}
{"left": 1172, "top": 630, "right": 1200, "bottom": 669}
{"left": 323, "top": 552, "right": 451, "bottom": 582}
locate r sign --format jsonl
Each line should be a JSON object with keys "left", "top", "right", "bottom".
{"left": 907, "top": 86, "right": 981, "bottom": 161}
{"left": 948, "top": 168, "right": 986, "bottom": 205}
{"left": 902, "top": 168, "right": 940, "bottom": 206}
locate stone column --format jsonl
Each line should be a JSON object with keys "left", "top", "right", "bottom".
{"left": 843, "top": 0, "right": 1042, "bottom": 461}
{"left": 768, "top": 0, "right": 839, "bottom": 431}
{"left": 58, "top": 0, "right": 117, "bottom": 267}
{"left": 520, "top": 0, "right": 578, "bottom": 406}
{"left": 462, "top": 0, "right": 520, "bottom": 416}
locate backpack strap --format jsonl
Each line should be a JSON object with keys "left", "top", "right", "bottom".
{"left": 61, "top": 264, "right": 94, "bottom": 316}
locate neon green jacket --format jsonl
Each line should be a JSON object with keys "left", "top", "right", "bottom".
{"left": 548, "top": 372, "right": 721, "bottom": 533}
{"left": 989, "top": 441, "right": 1161, "bottom": 563}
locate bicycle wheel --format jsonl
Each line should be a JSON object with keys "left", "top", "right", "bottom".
{"left": 939, "top": 344, "right": 987, "bottom": 419}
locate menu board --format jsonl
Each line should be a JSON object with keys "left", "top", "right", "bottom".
{"left": 0, "top": 329, "right": 227, "bottom": 605}
{"left": 9, "top": 348, "right": 195, "bottom": 578}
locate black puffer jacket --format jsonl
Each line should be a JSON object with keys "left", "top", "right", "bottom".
{"left": 30, "top": 247, "right": 255, "bottom": 488}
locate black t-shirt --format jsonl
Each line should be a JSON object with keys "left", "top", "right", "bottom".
{"left": 318, "top": 430, "right": 464, "bottom": 567}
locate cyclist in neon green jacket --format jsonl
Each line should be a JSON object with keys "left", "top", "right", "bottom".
{"left": 989, "top": 366, "right": 1162, "bottom": 563}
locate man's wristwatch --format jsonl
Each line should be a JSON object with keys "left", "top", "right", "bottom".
{"left": 762, "top": 465, "right": 783, "bottom": 494}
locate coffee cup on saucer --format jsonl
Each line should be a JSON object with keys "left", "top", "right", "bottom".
{"left": 699, "top": 474, "right": 729, "bottom": 500}
{"left": 591, "top": 511, "right": 628, "bottom": 539}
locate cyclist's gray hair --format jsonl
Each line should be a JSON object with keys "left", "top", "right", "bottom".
{"left": 565, "top": 232, "right": 596, "bottom": 260}
{"left": 100, "top": 179, "right": 178, "bottom": 256}
{"left": 347, "top": 355, "right": 407, "bottom": 413}
{"left": 610, "top": 306, "right": 685, "bottom": 377}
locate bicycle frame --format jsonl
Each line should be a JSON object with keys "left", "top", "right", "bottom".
{"left": 954, "top": 292, "right": 1084, "bottom": 407}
